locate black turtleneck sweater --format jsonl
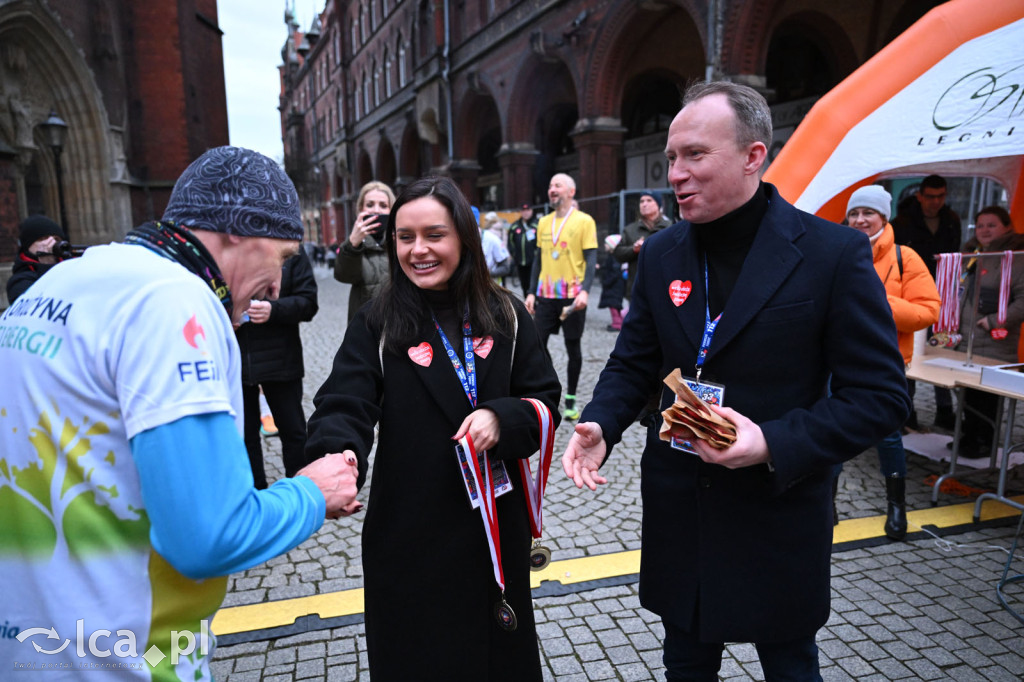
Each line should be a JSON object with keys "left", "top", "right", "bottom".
{"left": 422, "top": 287, "right": 462, "bottom": 346}
{"left": 692, "top": 183, "right": 770, "bottom": 318}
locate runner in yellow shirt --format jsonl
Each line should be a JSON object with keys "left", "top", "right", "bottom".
{"left": 525, "top": 173, "right": 598, "bottom": 419}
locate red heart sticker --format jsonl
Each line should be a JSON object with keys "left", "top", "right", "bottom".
{"left": 669, "top": 280, "right": 692, "bottom": 307}
{"left": 408, "top": 342, "right": 433, "bottom": 366}
{"left": 473, "top": 336, "right": 494, "bottom": 358}
{"left": 991, "top": 328, "right": 1009, "bottom": 340}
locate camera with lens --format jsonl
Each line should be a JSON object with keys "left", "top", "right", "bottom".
{"left": 52, "top": 241, "right": 87, "bottom": 259}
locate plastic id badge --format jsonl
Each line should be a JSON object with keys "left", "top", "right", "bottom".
{"left": 455, "top": 441, "right": 513, "bottom": 509}
{"left": 669, "top": 378, "right": 726, "bottom": 455}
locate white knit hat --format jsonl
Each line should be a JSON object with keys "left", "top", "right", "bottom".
{"left": 847, "top": 185, "right": 892, "bottom": 222}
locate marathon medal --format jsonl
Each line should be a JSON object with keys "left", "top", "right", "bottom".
{"left": 495, "top": 598, "right": 518, "bottom": 632}
{"left": 548, "top": 208, "right": 574, "bottom": 263}
{"left": 530, "top": 541, "right": 552, "bottom": 571}
{"left": 520, "top": 398, "right": 556, "bottom": 571}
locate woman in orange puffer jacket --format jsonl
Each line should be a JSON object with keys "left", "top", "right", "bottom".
{"left": 840, "top": 185, "right": 940, "bottom": 540}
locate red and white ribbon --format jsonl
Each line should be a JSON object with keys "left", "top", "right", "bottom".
{"left": 998, "top": 250, "right": 1013, "bottom": 326}
{"left": 457, "top": 399, "right": 555, "bottom": 592}
{"left": 518, "top": 398, "right": 555, "bottom": 539}
{"left": 934, "top": 252, "right": 962, "bottom": 333}
{"left": 459, "top": 433, "right": 505, "bottom": 591}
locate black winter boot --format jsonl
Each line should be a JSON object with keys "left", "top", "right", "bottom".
{"left": 884, "top": 474, "right": 907, "bottom": 540}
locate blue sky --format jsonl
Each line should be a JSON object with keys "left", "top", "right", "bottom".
{"left": 220, "top": 0, "right": 314, "bottom": 164}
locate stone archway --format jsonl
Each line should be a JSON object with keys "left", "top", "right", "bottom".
{"left": 357, "top": 147, "right": 373, "bottom": 186}
{"left": 453, "top": 87, "right": 501, "bottom": 206}
{"left": 620, "top": 69, "right": 688, "bottom": 190}
{"left": 763, "top": 11, "right": 858, "bottom": 103}
{"left": 398, "top": 120, "right": 425, "bottom": 190}
{"left": 581, "top": 0, "right": 703, "bottom": 119}
{"left": 507, "top": 57, "right": 579, "bottom": 204}
{"left": 376, "top": 136, "right": 397, "bottom": 187}
{"left": 0, "top": 1, "right": 120, "bottom": 245}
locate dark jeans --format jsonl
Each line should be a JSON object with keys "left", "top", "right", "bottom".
{"left": 663, "top": 619, "right": 822, "bottom": 682}
{"left": 242, "top": 380, "right": 308, "bottom": 489}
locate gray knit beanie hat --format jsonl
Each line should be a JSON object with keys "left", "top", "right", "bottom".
{"left": 162, "top": 146, "right": 302, "bottom": 240}
{"left": 847, "top": 185, "right": 892, "bottom": 222}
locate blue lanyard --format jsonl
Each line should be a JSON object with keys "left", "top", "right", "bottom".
{"left": 696, "top": 256, "right": 721, "bottom": 383}
{"left": 433, "top": 307, "right": 477, "bottom": 408}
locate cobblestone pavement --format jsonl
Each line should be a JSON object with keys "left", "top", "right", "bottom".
{"left": 211, "top": 269, "right": 1024, "bottom": 681}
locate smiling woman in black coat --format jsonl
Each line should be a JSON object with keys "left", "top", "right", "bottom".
{"left": 306, "top": 176, "right": 561, "bottom": 681}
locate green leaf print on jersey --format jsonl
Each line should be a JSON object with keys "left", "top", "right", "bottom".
{"left": 0, "top": 403, "right": 148, "bottom": 560}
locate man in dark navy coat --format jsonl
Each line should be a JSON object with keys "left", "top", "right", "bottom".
{"left": 562, "top": 82, "right": 909, "bottom": 680}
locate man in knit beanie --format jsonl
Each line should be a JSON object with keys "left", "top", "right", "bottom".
{"left": 6, "top": 214, "right": 68, "bottom": 304}
{"left": 0, "top": 146, "right": 358, "bottom": 675}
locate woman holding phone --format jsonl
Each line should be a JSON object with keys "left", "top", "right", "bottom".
{"left": 335, "top": 181, "right": 396, "bottom": 322}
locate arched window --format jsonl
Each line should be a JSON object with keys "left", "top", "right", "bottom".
{"left": 397, "top": 35, "right": 407, "bottom": 87}
{"left": 351, "top": 17, "right": 358, "bottom": 51}
{"left": 370, "top": 0, "right": 377, "bottom": 31}
{"left": 384, "top": 48, "right": 393, "bottom": 98}
{"left": 362, "top": 70, "right": 371, "bottom": 113}
{"left": 360, "top": 4, "right": 368, "bottom": 43}
{"left": 338, "top": 94, "right": 345, "bottom": 129}
{"left": 382, "top": 0, "right": 389, "bottom": 18}
{"left": 373, "top": 59, "right": 381, "bottom": 106}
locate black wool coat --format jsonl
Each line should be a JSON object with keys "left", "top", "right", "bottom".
{"left": 235, "top": 251, "right": 318, "bottom": 384}
{"left": 582, "top": 184, "right": 910, "bottom": 643}
{"left": 306, "top": 295, "right": 561, "bottom": 681}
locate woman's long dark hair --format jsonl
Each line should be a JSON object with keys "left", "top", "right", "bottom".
{"left": 368, "top": 176, "right": 515, "bottom": 353}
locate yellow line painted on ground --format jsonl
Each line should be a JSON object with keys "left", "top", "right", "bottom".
{"left": 214, "top": 495, "right": 1024, "bottom": 636}
{"left": 214, "top": 588, "right": 365, "bottom": 636}
{"left": 832, "top": 494, "right": 1024, "bottom": 544}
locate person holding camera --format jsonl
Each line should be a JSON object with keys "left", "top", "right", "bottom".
{"left": 6, "top": 215, "right": 68, "bottom": 304}
{"left": 335, "top": 181, "right": 396, "bottom": 323}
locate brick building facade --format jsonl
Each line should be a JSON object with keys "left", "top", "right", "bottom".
{"left": 280, "top": 0, "right": 946, "bottom": 246}
{"left": 0, "top": 0, "right": 229, "bottom": 305}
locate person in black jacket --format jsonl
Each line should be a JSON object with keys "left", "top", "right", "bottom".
{"left": 562, "top": 82, "right": 908, "bottom": 679}
{"left": 236, "top": 250, "right": 319, "bottom": 488}
{"left": 507, "top": 203, "right": 538, "bottom": 297}
{"left": 892, "top": 174, "right": 962, "bottom": 429}
{"left": 6, "top": 215, "right": 67, "bottom": 304}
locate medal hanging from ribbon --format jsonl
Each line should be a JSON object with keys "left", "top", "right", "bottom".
{"left": 519, "top": 397, "right": 554, "bottom": 571}
{"left": 931, "top": 252, "right": 963, "bottom": 348}
{"left": 548, "top": 207, "right": 574, "bottom": 260}
{"left": 997, "top": 250, "right": 1013, "bottom": 326}
{"left": 457, "top": 433, "right": 517, "bottom": 631}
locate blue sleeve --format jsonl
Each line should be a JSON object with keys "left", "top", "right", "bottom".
{"left": 130, "top": 412, "right": 326, "bottom": 580}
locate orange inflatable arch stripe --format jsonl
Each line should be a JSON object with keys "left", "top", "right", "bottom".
{"left": 764, "top": 0, "right": 1024, "bottom": 222}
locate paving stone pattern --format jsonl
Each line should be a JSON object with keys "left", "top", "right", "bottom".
{"left": 211, "top": 270, "right": 1024, "bottom": 680}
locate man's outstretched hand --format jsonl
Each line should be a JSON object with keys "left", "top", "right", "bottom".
{"left": 561, "top": 422, "right": 608, "bottom": 491}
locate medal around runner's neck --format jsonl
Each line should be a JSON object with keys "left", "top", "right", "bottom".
{"left": 548, "top": 208, "right": 574, "bottom": 262}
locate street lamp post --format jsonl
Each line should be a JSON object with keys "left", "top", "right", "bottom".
{"left": 38, "top": 110, "right": 69, "bottom": 237}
